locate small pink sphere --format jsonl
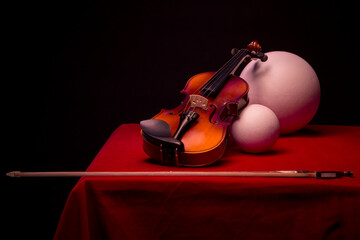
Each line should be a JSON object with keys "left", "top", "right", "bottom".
{"left": 230, "top": 104, "right": 280, "bottom": 153}
{"left": 240, "top": 51, "right": 321, "bottom": 135}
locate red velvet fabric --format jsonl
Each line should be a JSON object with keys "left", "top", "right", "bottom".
{"left": 54, "top": 124, "right": 360, "bottom": 240}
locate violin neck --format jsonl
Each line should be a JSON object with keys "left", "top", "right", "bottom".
{"left": 200, "top": 49, "right": 249, "bottom": 97}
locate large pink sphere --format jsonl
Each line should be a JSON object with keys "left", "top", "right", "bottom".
{"left": 240, "top": 51, "right": 320, "bottom": 135}
{"left": 230, "top": 104, "right": 280, "bottom": 153}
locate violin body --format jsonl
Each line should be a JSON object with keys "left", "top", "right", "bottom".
{"left": 141, "top": 41, "right": 266, "bottom": 167}
{"left": 142, "top": 72, "right": 249, "bottom": 167}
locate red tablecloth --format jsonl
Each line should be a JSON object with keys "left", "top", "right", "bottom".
{"left": 54, "top": 124, "right": 360, "bottom": 240}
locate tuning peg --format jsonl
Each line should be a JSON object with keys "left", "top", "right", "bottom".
{"left": 231, "top": 48, "right": 239, "bottom": 55}
{"left": 257, "top": 52, "right": 268, "bottom": 62}
{"left": 231, "top": 47, "right": 267, "bottom": 62}
{"left": 249, "top": 51, "right": 268, "bottom": 62}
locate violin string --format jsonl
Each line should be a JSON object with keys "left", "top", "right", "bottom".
{"left": 182, "top": 48, "right": 248, "bottom": 115}
{"left": 202, "top": 50, "right": 245, "bottom": 97}
{"left": 183, "top": 96, "right": 193, "bottom": 114}
{"left": 191, "top": 49, "right": 246, "bottom": 99}
{"left": 203, "top": 49, "right": 245, "bottom": 97}
{"left": 184, "top": 49, "right": 247, "bottom": 115}
{"left": 202, "top": 49, "right": 247, "bottom": 98}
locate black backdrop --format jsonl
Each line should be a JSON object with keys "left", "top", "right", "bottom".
{"left": 4, "top": 0, "right": 359, "bottom": 239}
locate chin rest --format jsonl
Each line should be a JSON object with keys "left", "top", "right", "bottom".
{"left": 140, "top": 119, "right": 184, "bottom": 152}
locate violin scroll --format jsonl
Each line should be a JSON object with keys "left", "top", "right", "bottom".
{"left": 248, "top": 40, "right": 268, "bottom": 62}
{"left": 247, "top": 40, "right": 262, "bottom": 53}
{"left": 232, "top": 41, "right": 268, "bottom": 62}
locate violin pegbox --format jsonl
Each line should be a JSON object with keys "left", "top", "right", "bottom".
{"left": 247, "top": 40, "right": 268, "bottom": 62}
{"left": 247, "top": 40, "right": 262, "bottom": 53}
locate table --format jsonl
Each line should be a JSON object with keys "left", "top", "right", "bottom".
{"left": 54, "top": 124, "right": 360, "bottom": 239}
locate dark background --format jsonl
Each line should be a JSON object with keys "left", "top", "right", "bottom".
{"left": 3, "top": 0, "right": 359, "bottom": 239}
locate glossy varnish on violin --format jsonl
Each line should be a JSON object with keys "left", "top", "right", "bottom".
{"left": 141, "top": 41, "right": 266, "bottom": 167}
{"left": 144, "top": 73, "right": 248, "bottom": 166}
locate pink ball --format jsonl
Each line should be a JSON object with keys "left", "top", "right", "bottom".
{"left": 230, "top": 104, "right": 280, "bottom": 153}
{"left": 240, "top": 51, "right": 321, "bottom": 135}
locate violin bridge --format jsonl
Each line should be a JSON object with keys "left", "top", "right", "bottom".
{"left": 189, "top": 94, "right": 208, "bottom": 110}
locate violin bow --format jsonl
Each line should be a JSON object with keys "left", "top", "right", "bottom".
{"left": 6, "top": 170, "right": 353, "bottom": 179}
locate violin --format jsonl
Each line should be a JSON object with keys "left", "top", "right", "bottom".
{"left": 140, "top": 41, "right": 267, "bottom": 167}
